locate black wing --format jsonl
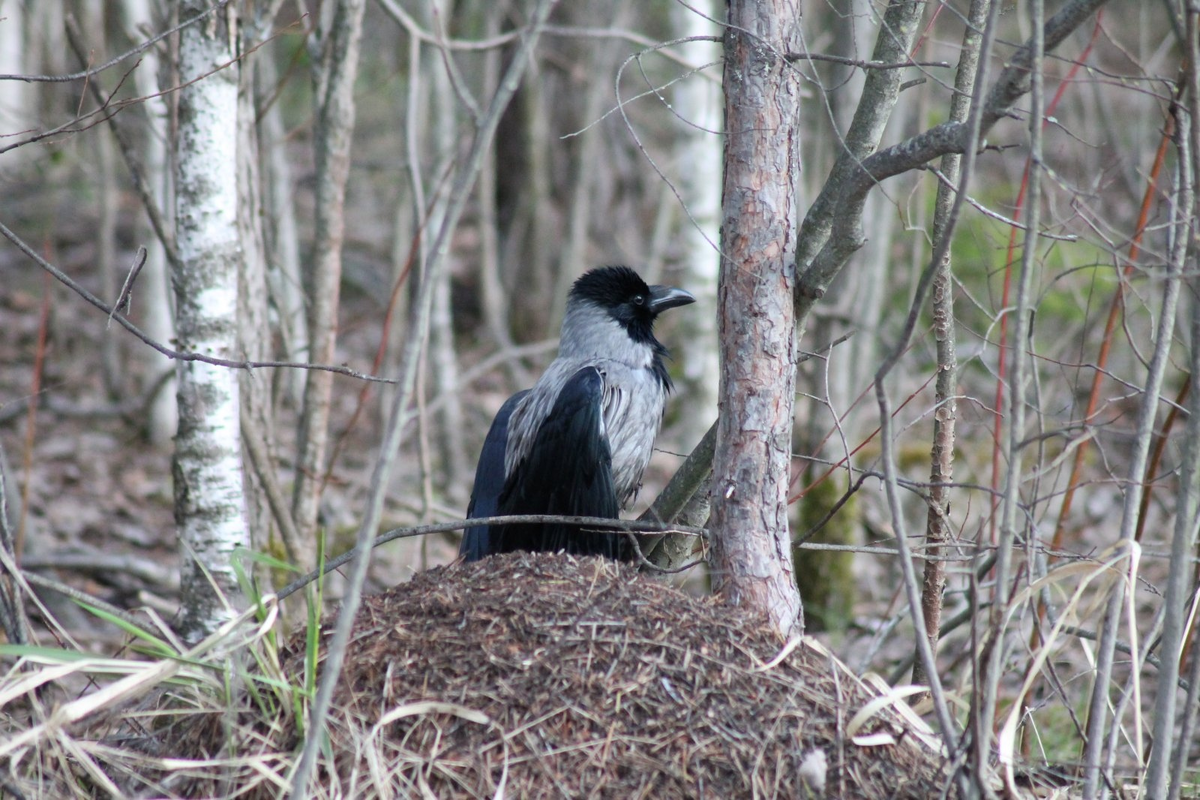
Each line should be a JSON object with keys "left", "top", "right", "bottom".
{"left": 494, "top": 367, "right": 626, "bottom": 560}
{"left": 460, "top": 389, "right": 530, "bottom": 562}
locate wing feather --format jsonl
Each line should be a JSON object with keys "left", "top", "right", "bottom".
{"left": 460, "top": 390, "right": 530, "bottom": 561}
{"left": 491, "top": 367, "right": 625, "bottom": 559}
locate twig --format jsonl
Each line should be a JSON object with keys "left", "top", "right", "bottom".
{"left": 110, "top": 247, "right": 148, "bottom": 323}
{"left": 0, "top": 218, "right": 396, "bottom": 384}
{"left": 785, "top": 52, "right": 950, "bottom": 70}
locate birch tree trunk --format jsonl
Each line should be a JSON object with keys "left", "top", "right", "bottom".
{"left": 172, "top": 0, "right": 248, "bottom": 643}
{"left": 709, "top": 0, "right": 804, "bottom": 638}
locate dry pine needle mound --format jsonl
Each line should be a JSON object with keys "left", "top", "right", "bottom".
{"left": 258, "top": 551, "right": 953, "bottom": 799}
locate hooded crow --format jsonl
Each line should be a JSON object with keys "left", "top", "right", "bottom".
{"left": 461, "top": 266, "right": 695, "bottom": 561}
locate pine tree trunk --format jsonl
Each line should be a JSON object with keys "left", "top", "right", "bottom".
{"left": 709, "top": 0, "right": 804, "bottom": 638}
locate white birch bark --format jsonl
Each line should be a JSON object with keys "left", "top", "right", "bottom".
{"left": 172, "top": 0, "right": 248, "bottom": 643}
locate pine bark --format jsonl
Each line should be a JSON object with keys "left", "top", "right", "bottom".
{"left": 709, "top": 0, "right": 804, "bottom": 637}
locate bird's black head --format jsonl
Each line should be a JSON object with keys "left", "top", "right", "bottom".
{"left": 569, "top": 266, "right": 695, "bottom": 349}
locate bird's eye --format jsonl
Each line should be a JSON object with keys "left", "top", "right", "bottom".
{"left": 632, "top": 295, "right": 645, "bottom": 306}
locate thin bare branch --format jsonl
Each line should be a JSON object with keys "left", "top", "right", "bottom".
{"left": 982, "top": 0, "right": 1044, "bottom": 789}
{"left": 1081, "top": 74, "right": 1192, "bottom": 800}
{"left": 786, "top": 52, "right": 949, "bottom": 70}
{"left": 911, "top": 0, "right": 990, "bottom": 701}
{"left": 868, "top": 0, "right": 1016, "bottom": 781}
{"left": 0, "top": 218, "right": 395, "bottom": 384}
{"left": 289, "top": 2, "right": 559, "bottom": 796}
{"left": 1169, "top": 19, "right": 1200, "bottom": 800}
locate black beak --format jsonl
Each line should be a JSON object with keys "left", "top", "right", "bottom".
{"left": 648, "top": 285, "right": 696, "bottom": 313}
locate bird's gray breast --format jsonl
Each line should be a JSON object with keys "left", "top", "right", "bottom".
{"left": 506, "top": 357, "right": 666, "bottom": 507}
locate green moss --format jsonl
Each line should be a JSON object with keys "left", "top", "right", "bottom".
{"left": 1019, "top": 696, "right": 1090, "bottom": 764}
{"left": 793, "top": 470, "right": 859, "bottom": 633}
